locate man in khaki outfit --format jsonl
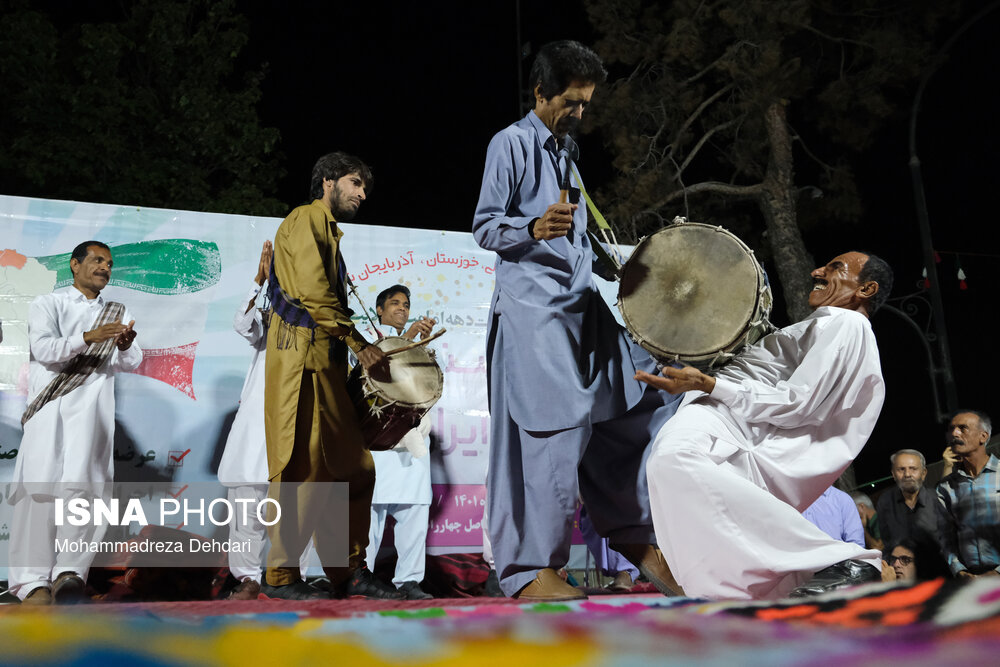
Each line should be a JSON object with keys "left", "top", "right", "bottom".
{"left": 262, "top": 152, "right": 401, "bottom": 600}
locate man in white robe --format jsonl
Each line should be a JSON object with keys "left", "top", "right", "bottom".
{"left": 9, "top": 241, "right": 142, "bottom": 605}
{"left": 363, "top": 284, "right": 436, "bottom": 600}
{"left": 217, "top": 241, "right": 272, "bottom": 600}
{"left": 217, "top": 241, "right": 314, "bottom": 600}
{"left": 638, "top": 251, "right": 893, "bottom": 600}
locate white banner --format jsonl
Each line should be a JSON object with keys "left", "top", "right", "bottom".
{"left": 0, "top": 195, "right": 626, "bottom": 568}
{"left": 0, "top": 195, "right": 501, "bottom": 563}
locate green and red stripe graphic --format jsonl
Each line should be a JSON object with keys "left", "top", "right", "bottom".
{"left": 36, "top": 239, "right": 221, "bottom": 295}
{"left": 128, "top": 342, "right": 199, "bottom": 398}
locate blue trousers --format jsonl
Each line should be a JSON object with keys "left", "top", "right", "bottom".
{"left": 486, "top": 371, "right": 679, "bottom": 597}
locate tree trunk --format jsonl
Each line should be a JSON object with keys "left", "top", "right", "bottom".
{"left": 758, "top": 102, "right": 814, "bottom": 323}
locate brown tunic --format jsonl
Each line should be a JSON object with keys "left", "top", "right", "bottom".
{"left": 264, "top": 199, "right": 374, "bottom": 582}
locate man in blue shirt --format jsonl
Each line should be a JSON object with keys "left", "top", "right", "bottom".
{"left": 936, "top": 410, "right": 1000, "bottom": 578}
{"left": 472, "top": 40, "right": 682, "bottom": 601}
{"left": 802, "top": 486, "right": 865, "bottom": 548}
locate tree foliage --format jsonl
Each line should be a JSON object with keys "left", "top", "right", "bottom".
{"left": 582, "top": 0, "right": 959, "bottom": 321}
{"left": 0, "top": 0, "right": 286, "bottom": 216}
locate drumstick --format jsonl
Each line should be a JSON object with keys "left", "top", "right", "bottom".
{"left": 384, "top": 328, "right": 447, "bottom": 356}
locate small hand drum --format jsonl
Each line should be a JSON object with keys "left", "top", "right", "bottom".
{"left": 618, "top": 219, "right": 772, "bottom": 370}
{"left": 347, "top": 336, "right": 443, "bottom": 451}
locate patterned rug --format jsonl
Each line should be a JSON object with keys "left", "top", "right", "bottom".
{"left": 2, "top": 577, "right": 999, "bottom": 665}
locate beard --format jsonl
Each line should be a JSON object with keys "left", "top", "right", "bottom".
{"left": 331, "top": 184, "right": 360, "bottom": 221}
{"left": 898, "top": 478, "right": 922, "bottom": 493}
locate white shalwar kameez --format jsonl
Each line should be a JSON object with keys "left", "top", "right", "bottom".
{"left": 217, "top": 282, "right": 313, "bottom": 582}
{"left": 366, "top": 417, "right": 432, "bottom": 586}
{"left": 647, "top": 306, "right": 884, "bottom": 600}
{"left": 9, "top": 286, "right": 142, "bottom": 600}
{"left": 355, "top": 319, "right": 434, "bottom": 587}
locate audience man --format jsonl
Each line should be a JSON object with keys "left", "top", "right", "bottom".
{"left": 802, "top": 486, "right": 865, "bottom": 548}
{"left": 851, "top": 492, "right": 884, "bottom": 551}
{"left": 936, "top": 410, "right": 1000, "bottom": 578}
{"left": 875, "top": 449, "right": 947, "bottom": 577}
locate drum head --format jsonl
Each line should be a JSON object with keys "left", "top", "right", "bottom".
{"left": 368, "top": 336, "right": 443, "bottom": 409}
{"left": 619, "top": 223, "right": 762, "bottom": 360}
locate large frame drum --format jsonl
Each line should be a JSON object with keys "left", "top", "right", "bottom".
{"left": 618, "top": 220, "right": 772, "bottom": 370}
{"left": 347, "top": 336, "right": 443, "bottom": 451}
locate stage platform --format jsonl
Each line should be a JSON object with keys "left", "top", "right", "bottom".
{"left": 2, "top": 577, "right": 999, "bottom": 665}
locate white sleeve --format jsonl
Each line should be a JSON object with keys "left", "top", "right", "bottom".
{"left": 395, "top": 414, "right": 431, "bottom": 458}
{"left": 233, "top": 282, "right": 265, "bottom": 345}
{"left": 711, "top": 314, "right": 883, "bottom": 429}
{"left": 28, "top": 296, "right": 88, "bottom": 364}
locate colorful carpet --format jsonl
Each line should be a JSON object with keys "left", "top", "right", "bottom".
{"left": 2, "top": 578, "right": 1000, "bottom": 665}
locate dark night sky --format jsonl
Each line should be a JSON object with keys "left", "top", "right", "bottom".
{"left": 243, "top": 1, "right": 590, "bottom": 224}
{"left": 17, "top": 1, "right": 1000, "bottom": 486}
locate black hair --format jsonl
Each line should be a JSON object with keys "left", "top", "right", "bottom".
{"left": 308, "top": 152, "right": 374, "bottom": 200}
{"left": 70, "top": 241, "right": 111, "bottom": 266}
{"left": 885, "top": 536, "right": 919, "bottom": 558}
{"left": 376, "top": 284, "right": 410, "bottom": 311}
{"left": 855, "top": 252, "right": 893, "bottom": 314}
{"left": 885, "top": 537, "right": 935, "bottom": 580}
{"left": 529, "top": 40, "right": 607, "bottom": 100}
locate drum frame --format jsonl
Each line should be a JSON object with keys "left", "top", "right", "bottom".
{"left": 618, "top": 218, "right": 774, "bottom": 370}
{"left": 347, "top": 336, "right": 443, "bottom": 451}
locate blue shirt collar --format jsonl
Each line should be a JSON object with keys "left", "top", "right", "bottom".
{"left": 955, "top": 453, "right": 999, "bottom": 479}
{"left": 527, "top": 110, "right": 558, "bottom": 154}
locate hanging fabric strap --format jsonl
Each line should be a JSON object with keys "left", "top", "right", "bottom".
{"left": 571, "top": 166, "right": 623, "bottom": 279}
{"left": 22, "top": 300, "right": 126, "bottom": 426}
{"left": 572, "top": 166, "right": 613, "bottom": 233}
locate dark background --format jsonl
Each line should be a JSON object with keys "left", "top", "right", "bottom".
{"left": 9, "top": 0, "right": 999, "bottom": 488}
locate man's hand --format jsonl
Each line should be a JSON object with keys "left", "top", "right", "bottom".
{"left": 531, "top": 203, "right": 577, "bottom": 240}
{"left": 255, "top": 240, "right": 273, "bottom": 286}
{"left": 403, "top": 317, "right": 436, "bottom": 341}
{"left": 957, "top": 570, "right": 977, "bottom": 579}
{"left": 357, "top": 344, "right": 390, "bottom": 380}
{"left": 84, "top": 320, "right": 132, "bottom": 346}
{"left": 116, "top": 320, "right": 137, "bottom": 350}
{"left": 635, "top": 365, "right": 716, "bottom": 395}
{"left": 942, "top": 446, "right": 958, "bottom": 477}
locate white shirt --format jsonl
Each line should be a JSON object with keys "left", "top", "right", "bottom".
{"left": 218, "top": 282, "right": 269, "bottom": 486}
{"left": 14, "top": 286, "right": 142, "bottom": 487}
{"left": 693, "top": 306, "right": 885, "bottom": 509}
